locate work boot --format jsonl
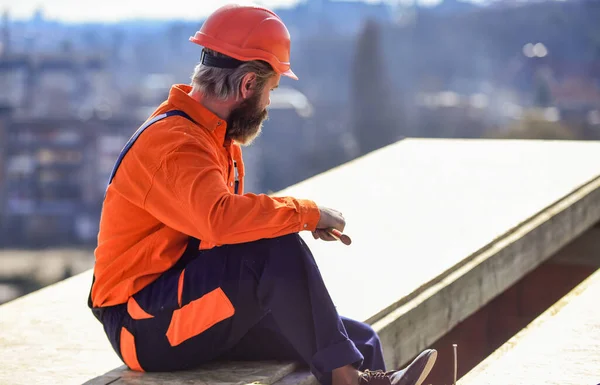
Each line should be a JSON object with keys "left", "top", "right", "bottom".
{"left": 358, "top": 349, "right": 437, "bottom": 385}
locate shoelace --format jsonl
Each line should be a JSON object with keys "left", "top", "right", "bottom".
{"left": 360, "top": 369, "right": 395, "bottom": 382}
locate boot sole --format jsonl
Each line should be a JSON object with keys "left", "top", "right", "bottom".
{"left": 414, "top": 349, "right": 437, "bottom": 385}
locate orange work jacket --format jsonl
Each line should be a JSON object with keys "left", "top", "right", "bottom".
{"left": 91, "top": 84, "right": 320, "bottom": 307}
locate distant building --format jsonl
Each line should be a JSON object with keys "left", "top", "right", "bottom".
{"left": 0, "top": 28, "right": 141, "bottom": 246}
{"left": 0, "top": 113, "right": 138, "bottom": 247}
{"left": 551, "top": 75, "right": 600, "bottom": 110}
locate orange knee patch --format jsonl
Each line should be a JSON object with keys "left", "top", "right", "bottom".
{"left": 166, "top": 287, "right": 235, "bottom": 347}
{"left": 120, "top": 327, "right": 143, "bottom": 372}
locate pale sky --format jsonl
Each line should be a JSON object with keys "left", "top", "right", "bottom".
{"left": 0, "top": 0, "right": 409, "bottom": 23}
{"left": 0, "top": 0, "right": 299, "bottom": 22}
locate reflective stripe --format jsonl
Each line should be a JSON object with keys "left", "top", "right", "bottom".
{"left": 120, "top": 327, "right": 143, "bottom": 372}
{"left": 177, "top": 269, "right": 185, "bottom": 307}
{"left": 234, "top": 161, "right": 240, "bottom": 194}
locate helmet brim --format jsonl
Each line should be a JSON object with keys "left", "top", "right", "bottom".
{"left": 282, "top": 68, "right": 298, "bottom": 81}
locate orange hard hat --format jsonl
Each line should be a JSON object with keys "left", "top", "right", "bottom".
{"left": 190, "top": 4, "right": 297, "bottom": 80}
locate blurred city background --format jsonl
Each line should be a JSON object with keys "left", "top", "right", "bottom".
{"left": 1, "top": 0, "right": 599, "bottom": 303}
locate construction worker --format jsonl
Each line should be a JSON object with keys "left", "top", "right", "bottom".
{"left": 88, "top": 4, "right": 436, "bottom": 385}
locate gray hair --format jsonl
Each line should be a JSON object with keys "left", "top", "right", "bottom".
{"left": 191, "top": 49, "right": 276, "bottom": 100}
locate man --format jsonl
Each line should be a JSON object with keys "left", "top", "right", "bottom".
{"left": 88, "top": 4, "right": 436, "bottom": 385}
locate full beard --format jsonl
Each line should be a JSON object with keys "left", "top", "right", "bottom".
{"left": 226, "top": 93, "right": 268, "bottom": 146}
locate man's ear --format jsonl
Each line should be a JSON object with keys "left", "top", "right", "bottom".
{"left": 240, "top": 72, "right": 257, "bottom": 99}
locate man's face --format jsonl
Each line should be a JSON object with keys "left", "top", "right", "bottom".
{"left": 226, "top": 74, "right": 280, "bottom": 146}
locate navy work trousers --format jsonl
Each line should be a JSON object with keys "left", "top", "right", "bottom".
{"left": 97, "top": 234, "right": 385, "bottom": 384}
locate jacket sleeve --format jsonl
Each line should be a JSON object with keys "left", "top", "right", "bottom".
{"left": 143, "top": 142, "right": 321, "bottom": 245}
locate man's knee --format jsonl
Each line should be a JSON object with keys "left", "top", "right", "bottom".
{"left": 246, "top": 233, "right": 307, "bottom": 258}
{"left": 364, "top": 324, "right": 382, "bottom": 347}
{"left": 344, "top": 318, "right": 382, "bottom": 345}
{"left": 259, "top": 233, "right": 303, "bottom": 248}
{"left": 243, "top": 233, "right": 313, "bottom": 276}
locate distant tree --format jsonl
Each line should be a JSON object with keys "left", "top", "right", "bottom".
{"left": 533, "top": 71, "right": 553, "bottom": 108}
{"left": 351, "top": 20, "right": 401, "bottom": 156}
{"left": 82, "top": 30, "right": 100, "bottom": 50}
{"left": 59, "top": 39, "right": 73, "bottom": 53}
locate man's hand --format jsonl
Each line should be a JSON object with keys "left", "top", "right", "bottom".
{"left": 312, "top": 206, "right": 345, "bottom": 242}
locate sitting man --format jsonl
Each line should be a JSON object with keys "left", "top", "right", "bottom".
{"left": 88, "top": 4, "right": 436, "bottom": 385}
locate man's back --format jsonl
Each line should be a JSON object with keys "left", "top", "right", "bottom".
{"left": 92, "top": 85, "right": 245, "bottom": 308}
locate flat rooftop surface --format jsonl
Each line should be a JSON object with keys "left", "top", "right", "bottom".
{"left": 2, "top": 138, "right": 600, "bottom": 384}
{"left": 284, "top": 139, "right": 600, "bottom": 324}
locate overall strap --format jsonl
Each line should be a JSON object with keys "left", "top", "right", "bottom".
{"left": 107, "top": 110, "right": 195, "bottom": 188}
{"left": 89, "top": 110, "right": 197, "bottom": 314}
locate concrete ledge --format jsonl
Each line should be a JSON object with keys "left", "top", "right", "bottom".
{"left": 3, "top": 139, "right": 600, "bottom": 385}
{"left": 273, "top": 162, "right": 600, "bottom": 384}
{"left": 0, "top": 270, "right": 302, "bottom": 385}
{"left": 84, "top": 361, "right": 299, "bottom": 385}
{"left": 373, "top": 171, "right": 600, "bottom": 370}
{"left": 0, "top": 272, "right": 122, "bottom": 385}
{"left": 459, "top": 268, "right": 600, "bottom": 385}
